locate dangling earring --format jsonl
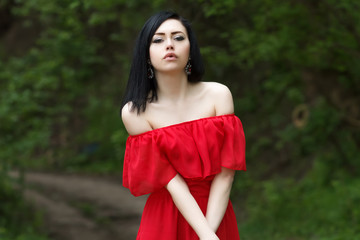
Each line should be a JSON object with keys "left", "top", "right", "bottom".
{"left": 185, "top": 57, "right": 192, "bottom": 75}
{"left": 147, "top": 59, "right": 154, "bottom": 79}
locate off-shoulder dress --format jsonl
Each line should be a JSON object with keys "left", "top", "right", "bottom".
{"left": 123, "top": 114, "right": 246, "bottom": 240}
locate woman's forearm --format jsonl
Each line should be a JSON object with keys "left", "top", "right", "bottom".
{"left": 206, "top": 167, "right": 235, "bottom": 232}
{"left": 166, "top": 174, "right": 219, "bottom": 240}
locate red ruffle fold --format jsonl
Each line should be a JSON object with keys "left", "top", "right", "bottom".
{"left": 123, "top": 114, "right": 246, "bottom": 196}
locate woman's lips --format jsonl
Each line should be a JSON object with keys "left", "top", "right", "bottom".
{"left": 163, "top": 53, "right": 177, "bottom": 60}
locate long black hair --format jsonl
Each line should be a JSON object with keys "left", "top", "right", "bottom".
{"left": 121, "top": 11, "right": 205, "bottom": 114}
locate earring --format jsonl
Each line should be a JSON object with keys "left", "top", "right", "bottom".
{"left": 185, "top": 58, "right": 192, "bottom": 75}
{"left": 147, "top": 60, "right": 154, "bottom": 79}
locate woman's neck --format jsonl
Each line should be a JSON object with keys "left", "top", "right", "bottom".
{"left": 155, "top": 71, "right": 190, "bottom": 103}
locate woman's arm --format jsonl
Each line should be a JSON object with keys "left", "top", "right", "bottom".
{"left": 206, "top": 167, "right": 235, "bottom": 232}
{"left": 166, "top": 174, "right": 219, "bottom": 240}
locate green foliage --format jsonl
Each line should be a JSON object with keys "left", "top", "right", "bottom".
{"left": 0, "top": 0, "right": 360, "bottom": 239}
{"left": 0, "top": 172, "right": 47, "bottom": 239}
{"left": 239, "top": 159, "right": 360, "bottom": 240}
{"left": 0, "top": 230, "right": 48, "bottom": 240}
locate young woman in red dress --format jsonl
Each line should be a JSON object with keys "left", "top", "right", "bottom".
{"left": 121, "top": 11, "right": 246, "bottom": 240}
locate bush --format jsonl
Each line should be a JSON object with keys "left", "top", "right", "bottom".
{"left": 0, "top": 171, "right": 47, "bottom": 239}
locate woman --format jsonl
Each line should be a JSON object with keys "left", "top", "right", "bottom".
{"left": 121, "top": 11, "right": 246, "bottom": 240}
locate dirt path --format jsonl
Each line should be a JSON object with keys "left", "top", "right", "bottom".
{"left": 10, "top": 171, "right": 147, "bottom": 240}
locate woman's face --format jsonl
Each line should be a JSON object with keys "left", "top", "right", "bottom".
{"left": 149, "top": 19, "right": 190, "bottom": 75}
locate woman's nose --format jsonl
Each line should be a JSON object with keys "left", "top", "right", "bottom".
{"left": 166, "top": 38, "right": 174, "bottom": 50}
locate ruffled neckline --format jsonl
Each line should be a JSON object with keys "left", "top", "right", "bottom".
{"left": 129, "top": 113, "right": 235, "bottom": 137}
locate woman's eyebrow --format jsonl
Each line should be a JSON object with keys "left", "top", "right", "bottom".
{"left": 154, "top": 31, "right": 185, "bottom": 35}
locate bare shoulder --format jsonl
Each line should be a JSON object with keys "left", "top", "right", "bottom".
{"left": 202, "top": 82, "right": 234, "bottom": 115}
{"left": 202, "top": 81, "right": 229, "bottom": 92}
{"left": 121, "top": 102, "right": 153, "bottom": 136}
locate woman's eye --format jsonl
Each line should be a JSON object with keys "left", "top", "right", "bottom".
{"left": 152, "top": 38, "right": 163, "bottom": 43}
{"left": 174, "top": 36, "right": 185, "bottom": 41}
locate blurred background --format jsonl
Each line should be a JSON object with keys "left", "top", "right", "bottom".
{"left": 1, "top": 0, "right": 360, "bottom": 239}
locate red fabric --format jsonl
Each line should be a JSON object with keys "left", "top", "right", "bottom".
{"left": 122, "top": 114, "right": 246, "bottom": 239}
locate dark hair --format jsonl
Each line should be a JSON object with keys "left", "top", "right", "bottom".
{"left": 121, "top": 11, "right": 205, "bottom": 114}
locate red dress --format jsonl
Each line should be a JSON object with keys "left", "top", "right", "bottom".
{"left": 123, "top": 114, "right": 246, "bottom": 240}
